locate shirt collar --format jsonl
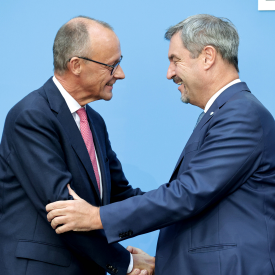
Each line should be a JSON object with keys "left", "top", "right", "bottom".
{"left": 52, "top": 76, "right": 83, "bottom": 114}
{"left": 204, "top": 79, "right": 241, "bottom": 113}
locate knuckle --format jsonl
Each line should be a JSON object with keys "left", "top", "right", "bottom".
{"left": 68, "top": 206, "right": 74, "bottom": 212}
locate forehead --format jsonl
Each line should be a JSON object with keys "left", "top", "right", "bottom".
{"left": 168, "top": 32, "right": 186, "bottom": 59}
{"left": 88, "top": 27, "right": 121, "bottom": 62}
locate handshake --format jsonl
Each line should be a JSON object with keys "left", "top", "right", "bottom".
{"left": 46, "top": 185, "right": 155, "bottom": 275}
{"left": 125, "top": 246, "right": 155, "bottom": 275}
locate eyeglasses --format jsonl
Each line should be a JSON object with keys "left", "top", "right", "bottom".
{"left": 68, "top": 55, "right": 123, "bottom": 75}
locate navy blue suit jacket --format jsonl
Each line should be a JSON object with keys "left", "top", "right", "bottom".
{"left": 0, "top": 78, "right": 143, "bottom": 275}
{"left": 101, "top": 82, "right": 275, "bottom": 275}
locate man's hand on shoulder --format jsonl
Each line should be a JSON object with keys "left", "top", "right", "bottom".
{"left": 127, "top": 246, "right": 155, "bottom": 275}
{"left": 46, "top": 184, "right": 103, "bottom": 233}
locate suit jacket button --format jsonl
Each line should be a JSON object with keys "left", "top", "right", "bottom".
{"left": 128, "top": 230, "right": 133, "bottom": 236}
{"left": 106, "top": 264, "right": 112, "bottom": 269}
{"left": 112, "top": 268, "right": 118, "bottom": 273}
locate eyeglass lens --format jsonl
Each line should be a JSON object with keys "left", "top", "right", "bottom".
{"left": 111, "top": 58, "right": 122, "bottom": 75}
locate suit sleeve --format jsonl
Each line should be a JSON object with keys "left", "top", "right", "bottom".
{"left": 9, "top": 107, "right": 130, "bottom": 275}
{"left": 100, "top": 98, "right": 264, "bottom": 243}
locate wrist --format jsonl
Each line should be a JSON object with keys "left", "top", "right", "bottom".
{"left": 95, "top": 207, "right": 103, "bottom": 230}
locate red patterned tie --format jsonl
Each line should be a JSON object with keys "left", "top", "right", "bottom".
{"left": 76, "top": 107, "right": 100, "bottom": 192}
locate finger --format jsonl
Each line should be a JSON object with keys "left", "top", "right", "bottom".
{"left": 47, "top": 208, "right": 68, "bottom": 222}
{"left": 67, "top": 184, "right": 81, "bottom": 200}
{"left": 129, "top": 269, "right": 141, "bottom": 275}
{"left": 140, "top": 270, "right": 148, "bottom": 275}
{"left": 46, "top": 201, "right": 69, "bottom": 212}
{"left": 51, "top": 216, "right": 67, "bottom": 230}
{"left": 55, "top": 223, "right": 72, "bottom": 234}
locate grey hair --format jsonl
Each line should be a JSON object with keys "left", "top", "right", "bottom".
{"left": 165, "top": 14, "right": 239, "bottom": 72}
{"left": 53, "top": 15, "right": 113, "bottom": 74}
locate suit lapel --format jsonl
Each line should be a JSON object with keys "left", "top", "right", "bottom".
{"left": 42, "top": 78, "right": 101, "bottom": 200}
{"left": 170, "top": 82, "right": 251, "bottom": 181}
{"left": 169, "top": 106, "right": 217, "bottom": 181}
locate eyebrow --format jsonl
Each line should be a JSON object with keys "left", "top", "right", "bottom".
{"left": 111, "top": 56, "right": 122, "bottom": 65}
{"left": 168, "top": 54, "right": 180, "bottom": 61}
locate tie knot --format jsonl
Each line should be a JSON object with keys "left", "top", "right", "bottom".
{"left": 76, "top": 107, "right": 87, "bottom": 121}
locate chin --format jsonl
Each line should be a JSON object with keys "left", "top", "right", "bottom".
{"left": 180, "top": 97, "right": 190, "bottom": 104}
{"left": 102, "top": 93, "right": 113, "bottom": 101}
{"left": 181, "top": 94, "right": 190, "bottom": 104}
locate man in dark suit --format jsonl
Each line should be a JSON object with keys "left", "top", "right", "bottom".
{"left": 47, "top": 14, "right": 275, "bottom": 275}
{"left": 0, "top": 16, "right": 155, "bottom": 275}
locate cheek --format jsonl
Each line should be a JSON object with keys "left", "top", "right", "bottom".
{"left": 176, "top": 64, "right": 189, "bottom": 79}
{"left": 99, "top": 72, "right": 112, "bottom": 85}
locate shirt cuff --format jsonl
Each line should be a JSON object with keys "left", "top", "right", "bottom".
{"left": 127, "top": 253, "right": 133, "bottom": 273}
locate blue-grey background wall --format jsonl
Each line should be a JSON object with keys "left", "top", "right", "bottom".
{"left": 1, "top": 0, "right": 274, "bottom": 265}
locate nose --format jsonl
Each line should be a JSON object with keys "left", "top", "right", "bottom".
{"left": 166, "top": 63, "right": 175, "bottom": 80}
{"left": 113, "top": 65, "right": 125, "bottom": 79}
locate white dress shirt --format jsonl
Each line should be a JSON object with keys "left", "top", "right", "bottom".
{"left": 52, "top": 76, "right": 133, "bottom": 273}
{"left": 204, "top": 79, "right": 241, "bottom": 113}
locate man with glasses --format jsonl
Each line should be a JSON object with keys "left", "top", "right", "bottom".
{"left": 68, "top": 55, "right": 123, "bottom": 75}
{"left": 47, "top": 14, "right": 275, "bottom": 275}
{"left": 0, "top": 16, "right": 154, "bottom": 275}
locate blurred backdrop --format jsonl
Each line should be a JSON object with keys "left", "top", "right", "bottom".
{"left": 0, "top": 0, "right": 274, "bottom": 263}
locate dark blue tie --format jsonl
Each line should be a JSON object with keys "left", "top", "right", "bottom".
{"left": 194, "top": 111, "right": 205, "bottom": 129}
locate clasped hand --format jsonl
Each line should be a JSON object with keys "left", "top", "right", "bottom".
{"left": 46, "top": 185, "right": 155, "bottom": 275}
{"left": 127, "top": 246, "right": 155, "bottom": 275}
{"left": 46, "top": 184, "right": 103, "bottom": 233}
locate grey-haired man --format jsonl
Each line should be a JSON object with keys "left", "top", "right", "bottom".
{"left": 47, "top": 14, "right": 275, "bottom": 275}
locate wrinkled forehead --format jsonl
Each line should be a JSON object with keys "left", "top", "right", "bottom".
{"left": 168, "top": 32, "right": 184, "bottom": 59}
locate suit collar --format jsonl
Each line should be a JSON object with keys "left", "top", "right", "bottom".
{"left": 197, "top": 82, "right": 250, "bottom": 130}
{"left": 213, "top": 82, "right": 250, "bottom": 108}
{"left": 52, "top": 76, "right": 81, "bottom": 114}
{"left": 41, "top": 77, "right": 65, "bottom": 113}
{"left": 204, "top": 79, "right": 241, "bottom": 113}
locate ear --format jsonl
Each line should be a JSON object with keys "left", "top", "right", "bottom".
{"left": 201, "top": 45, "right": 216, "bottom": 70}
{"left": 67, "top": 57, "right": 82, "bottom": 76}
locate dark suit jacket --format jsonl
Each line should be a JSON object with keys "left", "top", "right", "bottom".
{"left": 101, "top": 82, "right": 275, "bottom": 275}
{"left": 0, "top": 78, "right": 143, "bottom": 275}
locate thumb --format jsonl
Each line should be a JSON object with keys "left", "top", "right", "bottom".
{"left": 126, "top": 246, "right": 134, "bottom": 253}
{"left": 67, "top": 184, "right": 81, "bottom": 200}
{"left": 127, "top": 246, "right": 147, "bottom": 255}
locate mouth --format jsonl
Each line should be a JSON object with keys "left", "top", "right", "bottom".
{"left": 175, "top": 80, "right": 187, "bottom": 94}
{"left": 106, "top": 83, "right": 114, "bottom": 87}
{"left": 172, "top": 76, "right": 183, "bottom": 86}
{"left": 173, "top": 78, "right": 184, "bottom": 92}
